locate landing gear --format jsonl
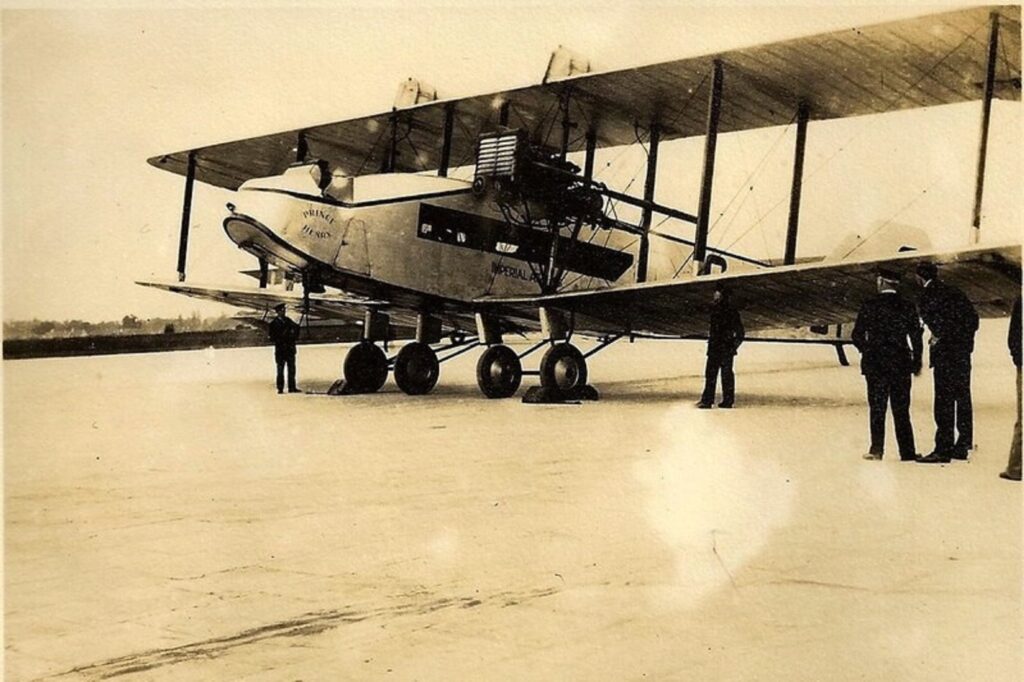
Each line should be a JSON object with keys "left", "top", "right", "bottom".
{"left": 394, "top": 342, "right": 440, "bottom": 395}
{"left": 539, "top": 343, "right": 588, "bottom": 392}
{"left": 476, "top": 345, "right": 522, "bottom": 398}
{"left": 521, "top": 341, "right": 599, "bottom": 403}
{"left": 342, "top": 341, "right": 388, "bottom": 393}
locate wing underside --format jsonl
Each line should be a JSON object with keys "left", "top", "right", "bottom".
{"left": 149, "top": 5, "right": 1021, "bottom": 190}
{"left": 142, "top": 245, "right": 1021, "bottom": 341}
{"left": 136, "top": 281, "right": 385, "bottom": 325}
{"left": 477, "top": 244, "right": 1022, "bottom": 337}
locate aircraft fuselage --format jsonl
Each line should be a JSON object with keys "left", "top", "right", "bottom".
{"left": 224, "top": 168, "right": 638, "bottom": 304}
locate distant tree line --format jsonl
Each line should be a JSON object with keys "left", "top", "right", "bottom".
{"left": 3, "top": 313, "right": 251, "bottom": 340}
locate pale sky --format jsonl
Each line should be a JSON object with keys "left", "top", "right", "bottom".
{"left": 2, "top": 2, "right": 1020, "bottom": 322}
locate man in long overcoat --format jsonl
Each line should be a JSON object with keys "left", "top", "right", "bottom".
{"left": 852, "top": 269, "right": 923, "bottom": 461}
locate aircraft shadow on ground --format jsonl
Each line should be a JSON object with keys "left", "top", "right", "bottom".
{"left": 295, "top": 373, "right": 863, "bottom": 409}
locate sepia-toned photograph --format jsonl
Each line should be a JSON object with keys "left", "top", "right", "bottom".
{"left": 3, "top": 2, "right": 1021, "bottom": 679}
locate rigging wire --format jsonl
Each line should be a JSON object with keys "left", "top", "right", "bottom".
{"left": 708, "top": 112, "right": 796, "bottom": 236}
{"left": 714, "top": 18, "right": 990, "bottom": 258}
{"left": 399, "top": 123, "right": 430, "bottom": 173}
{"left": 354, "top": 122, "right": 390, "bottom": 176}
{"left": 839, "top": 178, "right": 942, "bottom": 260}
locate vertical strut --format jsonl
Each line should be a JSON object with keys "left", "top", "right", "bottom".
{"left": 971, "top": 11, "right": 1000, "bottom": 244}
{"left": 295, "top": 130, "right": 308, "bottom": 164}
{"left": 382, "top": 110, "right": 398, "bottom": 173}
{"left": 694, "top": 59, "right": 723, "bottom": 276}
{"left": 258, "top": 258, "right": 269, "bottom": 289}
{"left": 637, "top": 122, "right": 661, "bottom": 283}
{"left": 176, "top": 151, "right": 197, "bottom": 282}
{"left": 784, "top": 102, "right": 810, "bottom": 266}
{"left": 499, "top": 100, "right": 511, "bottom": 127}
{"left": 438, "top": 102, "right": 455, "bottom": 177}
{"left": 559, "top": 93, "right": 573, "bottom": 161}
{"left": 583, "top": 129, "right": 597, "bottom": 180}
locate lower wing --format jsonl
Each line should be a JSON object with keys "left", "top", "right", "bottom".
{"left": 136, "top": 280, "right": 386, "bottom": 325}
{"left": 476, "top": 244, "right": 1021, "bottom": 337}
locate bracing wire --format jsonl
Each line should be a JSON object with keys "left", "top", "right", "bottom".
{"left": 715, "top": 17, "right": 990, "bottom": 258}
{"left": 839, "top": 178, "right": 942, "bottom": 260}
{"left": 354, "top": 123, "right": 390, "bottom": 176}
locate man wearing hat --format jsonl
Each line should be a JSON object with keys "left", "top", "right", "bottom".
{"left": 852, "top": 268, "right": 923, "bottom": 461}
{"left": 697, "top": 283, "right": 745, "bottom": 409}
{"left": 914, "top": 261, "right": 979, "bottom": 463}
{"left": 268, "top": 303, "right": 301, "bottom": 394}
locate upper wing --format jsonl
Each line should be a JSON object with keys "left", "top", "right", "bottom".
{"left": 136, "top": 280, "right": 386, "bottom": 324}
{"left": 476, "top": 244, "right": 1021, "bottom": 337}
{"left": 149, "top": 5, "right": 1020, "bottom": 190}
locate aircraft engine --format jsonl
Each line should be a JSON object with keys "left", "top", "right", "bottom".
{"left": 474, "top": 130, "right": 605, "bottom": 231}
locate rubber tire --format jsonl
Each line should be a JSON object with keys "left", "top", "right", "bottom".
{"left": 539, "top": 343, "right": 588, "bottom": 392}
{"left": 394, "top": 342, "right": 440, "bottom": 396}
{"left": 343, "top": 341, "right": 388, "bottom": 393}
{"left": 476, "top": 345, "right": 523, "bottom": 399}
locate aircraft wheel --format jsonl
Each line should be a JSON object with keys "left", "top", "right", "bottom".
{"left": 476, "top": 345, "right": 522, "bottom": 399}
{"left": 343, "top": 341, "right": 388, "bottom": 393}
{"left": 539, "top": 343, "right": 588, "bottom": 392}
{"left": 394, "top": 342, "right": 440, "bottom": 395}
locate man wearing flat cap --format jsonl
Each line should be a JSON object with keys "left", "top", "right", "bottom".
{"left": 268, "top": 303, "right": 301, "bottom": 394}
{"left": 852, "top": 268, "right": 922, "bottom": 461}
{"left": 914, "top": 261, "right": 978, "bottom": 463}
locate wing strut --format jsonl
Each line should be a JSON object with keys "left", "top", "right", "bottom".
{"left": 784, "top": 102, "right": 810, "bottom": 265}
{"left": 258, "top": 258, "right": 269, "bottom": 289}
{"left": 971, "top": 11, "right": 1001, "bottom": 245}
{"left": 693, "top": 59, "right": 723, "bottom": 276}
{"left": 637, "top": 122, "right": 661, "bottom": 283}
{"left": 175, "top": 151, "right": 197, "bottom": 282}
{"left": 438, "top": 103, "right": 455, "bottom": 177}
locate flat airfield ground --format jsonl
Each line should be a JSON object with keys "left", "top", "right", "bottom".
{"left": 4, "top": 321, "right": 1022, "bottom": 681}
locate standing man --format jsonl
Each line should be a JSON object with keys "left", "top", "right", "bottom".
{"left": 852, "top": 269, "right": 923, "bottom": 461}
{"left": 697, "top": 284, "right": 744, "bottom": 409}
{"left": 1000, "top": 297, "right": 1021, "bottom": 481}
{"left": 269, "top": 303, "right": 301, "bottom": 394}
{"left": 914, "top": 262, "right": 979, "bottom": 463}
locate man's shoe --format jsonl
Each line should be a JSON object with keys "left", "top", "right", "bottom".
{"left": 718, "top": 402, "right": 734, "bottom": 409}
{"left": 900, "top": 453, "right": 919, "bottom": 462}
{"left": 916, "top": 451, "right": 951, "bottom": 464}
{"left": 863, "top": 452, "right": 883, "bottom": 461}
{"left": 696, "top": 402, "right": 713, "bottom": 409}
{"left": 999, "top": 470, "right": 1022, "bottom": 481}
{"left": 288, "top": 388, "right": 302, "bottom": 393}
{"left": 949, "top": 448, "right": 970, "bottom": 461}
{"left": 277, "top": 389, "right": 284, "bottom": 394}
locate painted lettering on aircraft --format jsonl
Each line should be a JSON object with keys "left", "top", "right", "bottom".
{"left": 302, "top": 208, "right": 335, "bottom": 225}
{"left": 491, "top": 261, "right": 531, "bottom": 282}
{"left": 302, "top": 206, "right": 335, "bottom": 239}
{"left": 301, "top": 224, "right": 332, "bottom": 239}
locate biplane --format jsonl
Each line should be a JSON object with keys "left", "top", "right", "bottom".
{"left": 140, "top": 5, "right": 1022, "bottom": 400}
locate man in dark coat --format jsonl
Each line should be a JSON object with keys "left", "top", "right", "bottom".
{"left": 269, "top": 303, "right": 301, "bottom": 394}
{"left": 852, "top": 269, "right": 923, "bottom": 461}
{"left": 697, "top": 284, "right": 744, "bottom": 409}
{"left": 1000, "top": 297, "right": 1021, "bottom": 481}
{"left": 914, "top": 262, "right": 979, "bottom": 463}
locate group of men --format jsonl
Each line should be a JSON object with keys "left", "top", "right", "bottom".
{"left": 267, "top": 265, "right": 1021, "bottom": 479}
{"left": 851, "top": 262, "right": 1020, "bottom": 479}
{"left": 696, "top": 263, "right": 1020, "bottom": 480}
{"left": 852, "top": 263, "right": 978, "bottom": 464}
